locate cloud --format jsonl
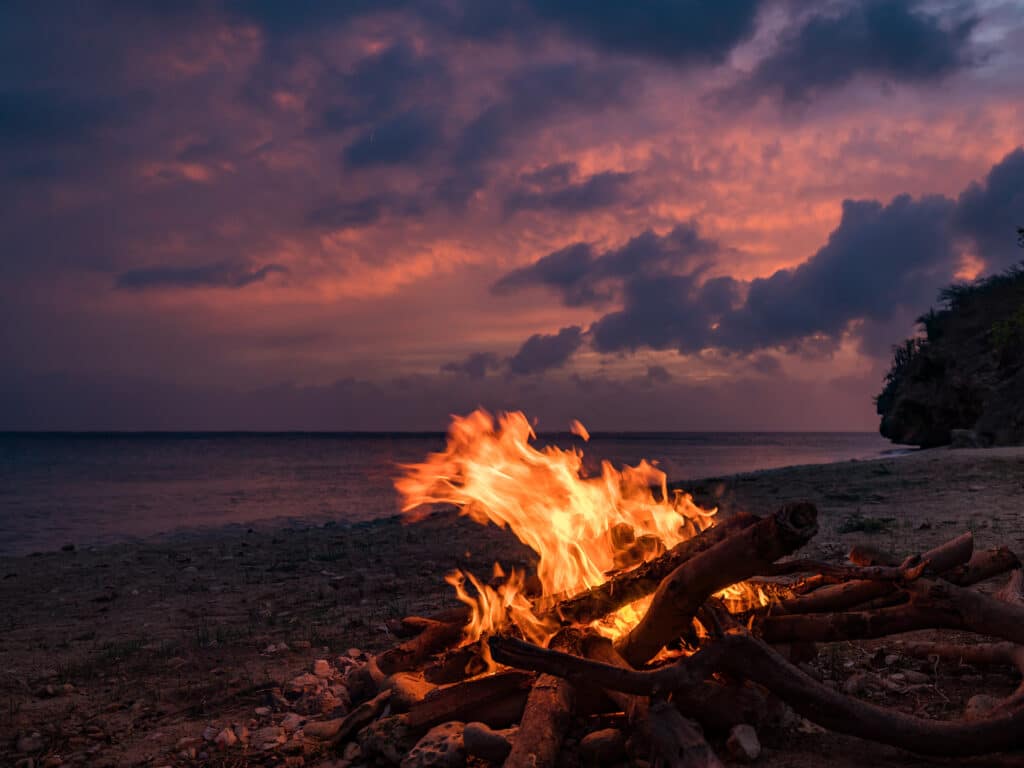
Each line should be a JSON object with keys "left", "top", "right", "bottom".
{"left": 504, "top": 168, "right": 633, "bottom": 214}
{"left": 524, "top": 0, "right": 762, "bottom": 65}
{"left": 507, "top": 325, "right": 585, "bottom": 375}
{"left": 716, "top": 193, "right": 957, "bottom": 352}
{"left": 492, "top": 224, "right": 720, "bottom": 308}
{"left": 953, "top": 147, "right": 1024, "bottom": 270}
{"left": 343, "top": 109, "right": 443, "bottom": 168}
{"left": 731, "top": 0, "right": 977, "bottom": 103}
{"left": 441, "top": 351, "right": 501, "bottom": 378}
{"left": 116, "top": 262, "right": 288, "bottom": 291}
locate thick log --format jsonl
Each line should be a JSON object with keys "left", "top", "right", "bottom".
{"left": 648, "top": 700, "right": 724, "bottom": 768}
{"left": 775, "top": 532, "right": 975, "bottom": 616}
{"left": 406, "top": 670, "right": 533, "bottom": 734}
{"left": 327, "top": 689, "right": 392, "bottom": 746}
{"left": 617, "top": 502, "right": 818, "bottom": 666}
{"left": 503, "top": 629, "right": 582, "bottom": 768}
{"left": 490, "top": 632, "right": 1024, "bottom": 756}
{"left": 552, "top": 512, "right": 758, "bottom": 624}
{"left": 375, "top": 619, "right": 465, "bottom": 677}
{"left": 947, "top": 547, "right": 1020, "bottom": 586}
{"left": 762, "top": 577, "right": 1024, "bottom": 644}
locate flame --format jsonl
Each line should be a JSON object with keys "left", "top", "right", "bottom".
{"left": 396, "top": 410, "right": 767, "bottom": 653}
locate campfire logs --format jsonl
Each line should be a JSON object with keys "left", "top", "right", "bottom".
{"left": 319, "top": 502, "right": 1024, "bottom": 766}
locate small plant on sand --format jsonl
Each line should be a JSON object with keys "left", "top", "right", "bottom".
{"left": 838, "top": 512, "right": 896, "bottom": 534}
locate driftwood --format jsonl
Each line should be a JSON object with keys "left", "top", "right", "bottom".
{"left": 405, "top": 670, "right": 533, "bottom": 734}
{"left": 490, "top": 631, "right": 1024, "bottom": 756}
{"left": 617, "top": 502, "right": 818, "bottom": 665}
{"left": 375, "top": 619, "right": 465, "bottom": 677}
{"left": 551, "top": 512, "right": 758, "bottom": 624}
{"left": 775, "top": 531, "right": 975, "bottom": 615}
{"left": 648, "top": 700, "right": 724, "bottom": 768}
{"left": 503, "top": 629, "right": 582, "bottom": 768}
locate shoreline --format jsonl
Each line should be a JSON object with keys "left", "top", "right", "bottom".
{"left": 2, "top": 446, "right": 1023, "bottom": 766}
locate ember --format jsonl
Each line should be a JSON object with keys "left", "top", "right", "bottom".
{"left": 314, "top": 410, "right": 1024, "bottom": 766}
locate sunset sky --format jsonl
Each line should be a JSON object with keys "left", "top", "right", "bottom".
{"left": 2, "top": 1, "right": 1023, "bottom": 431}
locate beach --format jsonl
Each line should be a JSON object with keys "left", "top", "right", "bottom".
{"left": 3, "top": 446, "right": 1024, "bottom": 767}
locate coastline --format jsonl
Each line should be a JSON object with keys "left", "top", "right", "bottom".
{"left": 2, "top": 446, "right": 1024, "bottom": 766}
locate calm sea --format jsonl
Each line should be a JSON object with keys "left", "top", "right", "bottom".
{"left": 0, "top": 432, "right": 896, "bottom": 556}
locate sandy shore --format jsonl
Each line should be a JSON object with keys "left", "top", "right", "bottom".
{"left": 2, "top": 447, "right": 1024, "bottom": 767}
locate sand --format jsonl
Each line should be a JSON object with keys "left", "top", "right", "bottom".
{"left": 2, "top": 446, "right": 1024, "bottom": 767}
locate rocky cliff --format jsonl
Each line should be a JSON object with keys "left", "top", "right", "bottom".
{"left": 876, "top": 264, "right": 1024, "bottom": 447}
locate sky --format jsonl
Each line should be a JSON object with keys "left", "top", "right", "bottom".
{"left": 1, "top": 0, "right": 1023, "bottom": 432}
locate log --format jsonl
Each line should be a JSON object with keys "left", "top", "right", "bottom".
{"left": 551, "top": 512, "right": 758, "bottom": 624}
{"left": 490, "top": 632, "right": 1024, "bottom": 756}
{"left": 648, "top": 700, "right": 724, "bottom": 768}
{"left": 762, "top": 577, "right": 1024, "bottom": 645}
{"left": 375, "top": 619, "right": 465, "bottom": 677}
{"left": 616, "top": 502, "right": 818, "bottom": 666}
{"left": 774, "top": 531, "right": 975, "bottom": 616}
{"left": 947, "top": 547, "right": 1020, "bottom": 586}
{"left": 328, "top": 689, "right": 392, "bottom": 746}
{"left": 503, "top": 629, "right": 582, "bottom": 768}
{"left": 406, "top": 670, "right": 534, "bottom": 734}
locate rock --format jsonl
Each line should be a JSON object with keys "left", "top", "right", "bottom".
{"left": 902, "top": 670, "right": 931, "bottom": 685}
{"left": 401, "top": 721, "right": 466, "bottom": 768}
{"left": 463, "top": 722, "right": 514, "bottom": 763}
{"left": 384, "top": 672, "right": 436, "bottom": 711}
{"left": 201, "top": 725, "right": 218, "bottom": 742}
{"left": 343, "top": 742, "right": 361, "bottom": 761}
{"left": 280, "top": 713, "right": 304, "bottom": 733}
{"left": 302, "top": 718, "right": 345, "bottom": 741}
{"left": 843, "top": 672, "right": 872, "bottom": 695}
{"left": 726, "top": 724, "right": 761, "bottom": 762}
{"left": 965, "top": 694, "right": 1002, "bottom": 721}
{"left": 313, "top": 659, "right": 332, "bottom": 678}
{"left": 579, "top": 728, "right": 626, "bottom": 765}
{"left": 232, "top": 725, "right": 249, "bottom": 745}
{"left": 17, "top": 733, "right": 45, "bottom": 753}
{"left": 287, "top": 673, "right": 324, "bottom": 696}
{"left": 254, "top": 706, "right": 272, "bottom": 717}
{"left": 214, "top": 727, "right": 237, "bottom": 748}
{"left": 252, "top": 726, "right": 286, "bottom": 751}
{"left": 360, "top": 714, "right": 412, "bottom": 765}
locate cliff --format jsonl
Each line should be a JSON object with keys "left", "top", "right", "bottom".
{"left": 876, "top": 264, "right": 1024, "bottom": 447}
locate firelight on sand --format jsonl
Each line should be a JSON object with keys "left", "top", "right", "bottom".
{"left": 396, "top": 409, "right": 767, "bottom": 655}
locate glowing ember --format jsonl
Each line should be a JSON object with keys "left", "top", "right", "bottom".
{"left": 396, "top": 409, "right": 766, "bottom": 651}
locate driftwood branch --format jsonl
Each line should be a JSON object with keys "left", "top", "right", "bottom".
{"left": 616, "top": 502, "right": 818, "bottom": 666}
{"left": 491, "top": 631, "right": 1024, "bottom": 756}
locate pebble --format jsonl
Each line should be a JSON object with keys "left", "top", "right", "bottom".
{"left": 214, "top": 727, "right": 237, "bottom": 748}
{"left": 313, "top": 659, "right": 332, "bottom": 678}
{"left": 463, "top": 722, "right": 514, "bottom": 763}
{"left": 579, "top": 728, "right": 626, "bottom": 765}
{"left": 843, "top": 672, "right": 872, "bottom": 695}
{"left": 726, "top": 724, "right": 762, "bottom": 762}
{"left": 303, "top": 718, "right": 345, "bottom": 741}
{"left": 401, "top": 721, "right": 466, "bottom": 768}
{"left": 281, "top": 713, "right": 304, "bottom": 733}
{"left": 252, "top": 726, "right": 286, "bottom": 751}
{"left": 965, "top": 694, "right": 1001, "bottom": 721}
{"left": 902, "top": 670, "right": 931, "bottom": 684}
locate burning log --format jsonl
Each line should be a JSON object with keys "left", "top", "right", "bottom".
{"left": 617, "top": 502, "right": 818, "bottom": 666}
{"left": 374, "top": 618, "right": 465, "bottom": 677}
{"left": 405, "top": 670, "right": 534, "bottom": 735}
{"left": 551, "top": 512, "right": 758, "bottom": 624}
{"left": 503, "top": 629, "right": 583, "bottom": 768}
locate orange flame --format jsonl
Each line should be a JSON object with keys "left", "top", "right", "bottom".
{"left": 396, "top": 410, "right": 766, "bottom": 651}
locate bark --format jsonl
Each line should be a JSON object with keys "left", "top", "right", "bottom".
{"left": 405, "top": 670, "right": 534, "bottom": 734}
{"left": 551, "top": 512, "right": 758, "bottom": 624}
{"left": 648, "top": 700, "right": 724, "bottom": 768}
{"left": 491, "top": 632, "right": 1024, "bottom": 756}
{"left": 946, "top": 547, "right": 1020, "bottom": 586}
{"left": 616, "top": 502, "right": 818, "bottom": 666}
{"left": 374, "top": 619, "right": 465, "bottom": 676}
{"left": 503, "top": 629, "right": 583, "bottom": 768}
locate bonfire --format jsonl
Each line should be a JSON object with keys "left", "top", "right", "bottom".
{"left": 319, "top": 410, "right": 1024, "bottom": 767}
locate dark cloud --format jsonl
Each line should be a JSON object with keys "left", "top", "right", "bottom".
{"left": 0, "top": 88, "right": 111, "bottom": 146}
{"left": 343, "top": 109, "right": 443, "bottom": 168}
{"left": 524, "top": 0, "right": 762, "bottom": 65}
{"left": 441, "top": 351, "right": 501, "bottom": 378}
{"left": 646, "top": 365, "right": 673, "bottom": 383}
{"left": 504, "top": 169, "right": 633, "bottom": 214}
{"left": 492, "top": 224, "right": 720, "bottom": 307}
{"left": 718, "top": 194, "right": 956, "bottom": 351}
{"left": 305, "top": 197, "right": 384, "bottom": 229}
{"left": 115, "top": 262, "right": 288, "bottom": 291}
{"left": 733, "top": 0, "right": 977, "bottom": 103}
{"left": 953, "top": 147, "right": 1024, "bottom": 270}
{"left": 507, "top": 326, "right": 585, "bottom": 375}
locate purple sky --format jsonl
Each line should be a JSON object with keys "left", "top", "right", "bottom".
{"left": 1, "top": 1, "right": 1022, "bottom": 431}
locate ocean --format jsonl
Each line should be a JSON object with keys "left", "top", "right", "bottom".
{"left": 0, "top": 431, "right": 897, "bottom": 556}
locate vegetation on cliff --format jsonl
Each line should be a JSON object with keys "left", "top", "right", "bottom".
{"left": 876, "top": 262, "right": 1024, "bottom": 447}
